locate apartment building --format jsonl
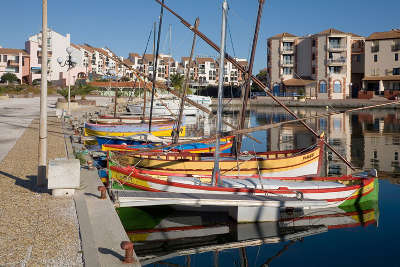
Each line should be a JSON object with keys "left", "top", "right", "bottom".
{"left": 267, "top": 29, "right": 364, "bottom": 99}
{"left": 363, "top": 29, "right": 400, "bottom": 98}
{"left": 0, "top": 48, "right": 30, "bottom": 84}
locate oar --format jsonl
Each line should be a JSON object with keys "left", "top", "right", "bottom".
{"left": 125, "top": 100, "right": 400, "bottom": 154}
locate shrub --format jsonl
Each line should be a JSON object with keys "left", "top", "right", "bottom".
{"left": 1, "top": 73, "right": 19, "bottom": 84}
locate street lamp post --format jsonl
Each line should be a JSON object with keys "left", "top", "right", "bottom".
{"left": 57, "top": 47, "right": 77, "bottom": 114}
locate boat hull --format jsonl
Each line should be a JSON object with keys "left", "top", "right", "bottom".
{"left": 84, "top": 122, "right": 186, "bottom": 137}
{"left": 111, "top": 139, "right": 323, "bottom": 177}
{"left": 108, "top": 165, "right": 375, "bottom": 208}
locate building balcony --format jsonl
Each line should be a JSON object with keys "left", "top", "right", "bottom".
{"left": 7, "top": 60, "right": 19, "bottom": 67}
{"left": 280, "top": 47, "right": 294, "bottom": 54}
{"left": 392, "top": 44, "right": 400, "bottom": 52}
{"left": 281, "top": 61, "right": 294, "bottom": 67}
{"left": 327, "top": 44, "right": 346, "bottom": 51}
{"left": 327, "top": 58, "right": 346, "bottom": 66}
{"left": 371, "top": 46, "right": 379, "bottom": 53}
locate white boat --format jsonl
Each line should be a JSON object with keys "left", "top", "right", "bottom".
{"left": 126, "top": 95, "right": 211, "bottom": 117}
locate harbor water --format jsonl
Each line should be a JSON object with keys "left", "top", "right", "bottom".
{"left": 117, "top": 106, "right": 400, "bottom": 267}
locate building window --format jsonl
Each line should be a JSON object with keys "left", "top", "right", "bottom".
{"left": 356, "top": 55, "right": 361, "bottom": 62}
{"left": 319, "top": 81, "right": 327, "bottom": 93}
{"left": 333, "top": 81, "right": 341, "bottom": 93}
{"left": 395, "top": 152, "right": 398, "bottom": 161}
{"left": 283, "top": 67, "right": 292, "bottom": 75}
{"left": 396, "top": 53, "right": 399, "bottom": 61}
{"left": 319, "top": 118, "right": 327, "bottom": 131}
{"left": 312, "top": 53, "right": 315, "bottom": 60}
{"left": 394, "top": 68, "right": 400, "bottom": 75}
{"left": 374, "top": 55, "right": 378, "bottom": 62}
{"left": 373, "top": 151, "right": 377, "bottom": 159}
{"left": 3, "top": 55, "right": 7, "bottom": 62}
{"left": 312, "top": 67, "right": 315, "bottom": 74}
{"left": 329, "top": 66, "right": 341, "bottom": 74}
{"left": 312, "top": 39, "right": 316, "bottom": 47}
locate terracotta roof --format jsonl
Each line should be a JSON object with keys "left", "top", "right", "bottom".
{"left": 237, "top": 60, "right": 248, "bottom": 67}
{"left": 366, "top": 29, "right": 400, "bottom": 41}
{"left": 92, "top": 47, "right": 109, "bottom": 57}
{"left": 269, "top": 32, "right": 297, "bottom": 39}
{"left": 128, "top": 52, "right": 139, "bottom": 58}
{"left": 347, "top": 32, "right": 363, "bottom": 38}
{"left": 196, "top": 57, "right": 214, "bottom": 64}
{"left": 181, "top": 57, "right": 190, "bottom": 62}
{"left": 363, "top": 75, "right": 400, "bottom": 81}
{"left": 143, "top": 54, "right": 156, "bottom": 63}
{"left": 71, "top": 43, "right": 81, "bottom": 50}
{"left": 123, "top": 59, "right": 134, "bottom": 65}
{"left": 317, "top": 28, "right": 346, "bottom": 35}
{"left": 79, "top": 44, "right": 95, "bottom": 53}
{"left": 283, "top": 78, "right": 316, "bottom": 86}
{"left": 0, "top": 48, "right": 29, "bottom": 56}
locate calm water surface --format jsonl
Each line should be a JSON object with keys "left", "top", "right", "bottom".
{"left": 118, "top": 107, "right": 400, "bottom": 267}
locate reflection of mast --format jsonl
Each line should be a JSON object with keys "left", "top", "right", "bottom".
{"left": 260, "top": 240, "right": 297, "bottom": 267}
{"left": 239, "top": 247, "right": 248, "bottom": 267}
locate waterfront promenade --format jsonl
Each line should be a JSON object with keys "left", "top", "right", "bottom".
{"left": 0, "top": 97, "right": 82, "bottom": 266}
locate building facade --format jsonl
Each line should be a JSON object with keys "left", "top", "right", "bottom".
{"left": 0, "top": 48, "right": 30, "bottom": 84}
{"left": 363, "top": 29, "right": 400, "bottom": 98}
{"left": 267, "top": 29, "right": 365, "bottom": 99}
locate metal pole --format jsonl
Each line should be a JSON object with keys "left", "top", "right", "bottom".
{"left": 149, "top": 0, "right": 165, "bottom": 132}
{"left": 236, "top": 0, "right": 265, "bottom": 153}
{"left": 173, "top": 18, "right": 199, "bottom": 144}
{"left": 67, "top": 67, "right": 71, "bottom": 115}
{"left": 37, "top": 0, "right": 48, "bottom": 186}
{"left": 212, "top": 0, "right": 228, "bottom": 186}
{"left": 154, "top": 0, "right": 355, "bottom": 171}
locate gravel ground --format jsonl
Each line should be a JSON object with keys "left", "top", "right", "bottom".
{"left": 0, "top": 116, "right": 83, "bottom": 266}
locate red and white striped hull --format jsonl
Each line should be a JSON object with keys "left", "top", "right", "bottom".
{"left": 109, "top": 166, "right": 375, "bottom": 208}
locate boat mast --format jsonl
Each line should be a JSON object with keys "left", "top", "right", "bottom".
{"left": 149, "top": 0, "right": 165, "bottom": 132}
{"left": 173, "top": 18, "right": 200, "bottom": 144}
{"left": 154, "top": 0, "right": 356, "bottom": 170}
{"left": 236, "top": 0, "right": 265, "bottom": 153}
{"left": 212, "top": 0, "right": 228, "bottom": 186}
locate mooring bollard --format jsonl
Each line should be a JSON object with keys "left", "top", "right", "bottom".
{"left": 97, "top": 186, "right": 107, "bottom": 199}
{"left": 87, "top": 160, "right": 95, "bottom": 170}
{"left": 120, "top": 241, "right": 134, "bottom": 263}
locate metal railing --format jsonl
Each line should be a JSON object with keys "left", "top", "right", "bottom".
{"left": 328, "top": 44, "right": 346, "bottom": 50}
{"left": 371, "top": 46, "right": 379, "bottom": 53}
{"left": 327, "top": 58, "right": 346, "bottom": 65}
{"left": 392, "top": 44, "right": 400, "bottom": 52}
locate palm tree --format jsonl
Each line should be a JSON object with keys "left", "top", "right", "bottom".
{"left": 170, "top": 73, "right": 184, "bottom": 90}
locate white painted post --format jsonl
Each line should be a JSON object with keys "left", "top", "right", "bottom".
{"left": 38, "top": 0, "right": 48, "bottom": 186}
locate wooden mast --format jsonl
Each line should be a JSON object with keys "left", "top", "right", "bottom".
{"left": 149, "top": 0, "right": 165, "bottom": 132}
{"left": 236, "top": 0, "right": 265, "bottom": 153}
{"left": 173, "top": 18, "right": 200, "bottom": 144}
{"left": 154, "top": 0, "right": 355, "bottom": 170}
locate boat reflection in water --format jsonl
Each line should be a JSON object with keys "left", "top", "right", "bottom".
{"left": 117, "top": 183, "right": 378, "bottom": 267}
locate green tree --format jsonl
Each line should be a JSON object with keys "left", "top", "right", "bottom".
{"left": 1, "top": 73, "right": 19, "bottom": 84}
{"left": 251, "top": 70, "right": 269, "bottom": 92}
{"left": 170, "top": 73, "right": 192, "bottom": 94}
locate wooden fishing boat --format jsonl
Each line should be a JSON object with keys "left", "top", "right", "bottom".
{"left": 101, "top": 136, "right": 234, "bottom": 153}
{"left": 108, "top": 137, "right": 324, "bottom": 177}
{"left": 90, "top": 115, "right": 175, "bottom": 125}
{"left": 84, "top": 122, "right": 186, "bottom": 137}
{"left": 107, "top": 164, "right": 376, "bottom": 207}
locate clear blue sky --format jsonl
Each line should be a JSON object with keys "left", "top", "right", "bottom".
{"left": 1, "top": 0, "right": 399, "bottom": 74}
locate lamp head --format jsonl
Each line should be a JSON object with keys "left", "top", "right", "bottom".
{"left": 66, "top": 47, "right": 73, "bottom": 55}
{"left": 57, "top": 57, "right": 63, "bottom": 65}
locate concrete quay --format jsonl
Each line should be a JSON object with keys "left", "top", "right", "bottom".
{"left": 212, "top": 97, "right": 400, "bottom": 109}
{"left": 0, "top": 96, "right": 140, "bottom": 266}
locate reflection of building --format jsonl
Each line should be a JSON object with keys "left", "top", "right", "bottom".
{"left": 358, "top": 111, "right": 400, "bottom": 175}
